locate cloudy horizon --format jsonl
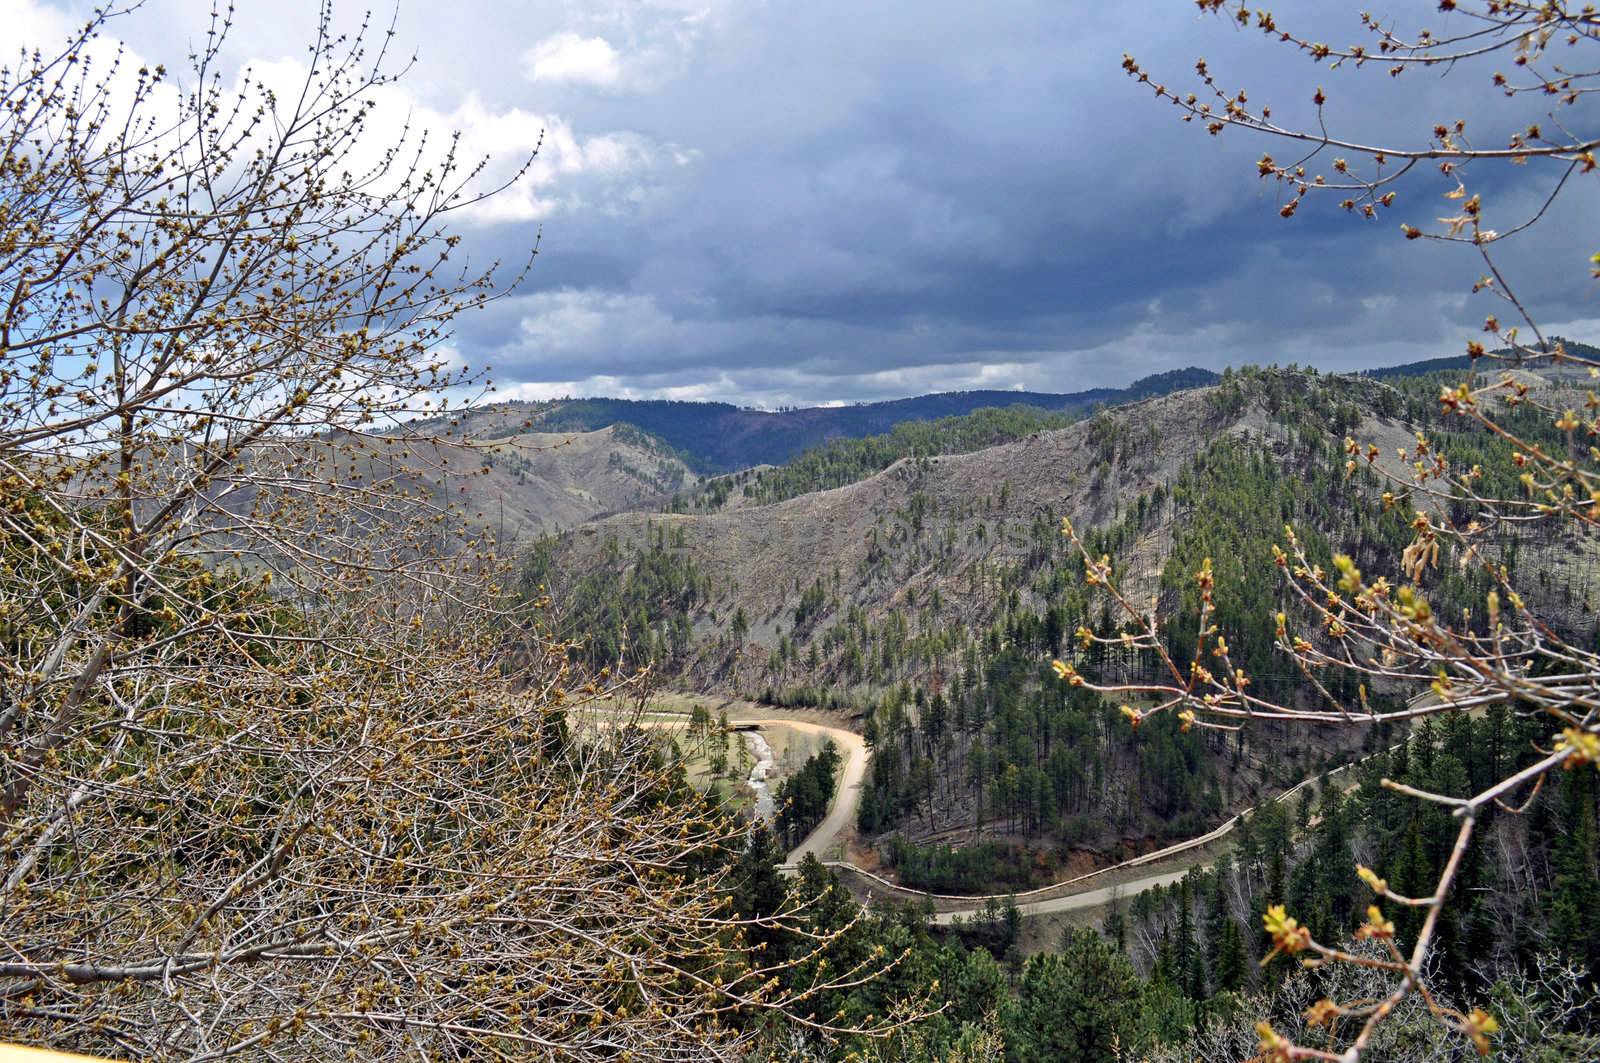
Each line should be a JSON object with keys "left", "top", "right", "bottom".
{"left": 14, "top": 0, "right": 1599, "bottom": 409}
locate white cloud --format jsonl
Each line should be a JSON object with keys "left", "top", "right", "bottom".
{"left": 6, "top": 0, "right": 680, "bottom": 229}
{"left": 328, "top": 85, "right": 683, "bottom": 225}
{"left": 524, "top": 33, "right": 623, "bottom": 88}
{"left": 513, "top": 289, "right": 679, "bottom": 353}
{"left": 0, "top": 0, "right": 74, "bottom": 52}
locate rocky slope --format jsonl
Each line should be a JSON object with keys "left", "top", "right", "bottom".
{"left": 326, "top": 422, "right": 694, "bottom": 543}
{"left": 541, "top": 380, "right": 1323, "bottom": 668}
{"left": 527, "top": 366, "right": 1600, "bottom": 877}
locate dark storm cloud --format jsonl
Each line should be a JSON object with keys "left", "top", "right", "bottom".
{"left": 41, "top": 0, "right": 1600, "bottom": 405}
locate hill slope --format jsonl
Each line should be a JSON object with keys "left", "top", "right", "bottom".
{"left": 291, "top": 423, "right": 695, "bottom": 544}
{"left": 525, "top": 366, "right": 1600, "bottom": 887}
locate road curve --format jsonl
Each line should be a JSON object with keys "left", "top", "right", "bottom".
{"left": 603, "top": 694, "right": 1399, "bottom": 922}
{"left": 810, "top": 738, "right": 1391, "bottom": 919}
{"left": 741, "top": 719, "right": 867, "bottom": 863}
{"left": 932, "top": 868, "right": 1190, "bottom": 924}
{"left": 578, "top": 698, "right": 867, "bottom": 864}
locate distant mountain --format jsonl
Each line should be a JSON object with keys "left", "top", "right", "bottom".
{"left": 405, "top": 345, "right": 1600, "bottom": 486}
{"left": 522, "top": 366, "right": 1219, "bottom": 471}
{"left": 1364, "top": 355, "right": 1476, "bottom": 379}
{"left": 1365, "top": 337, "right": 1600, "bottom": 380}
{"left": 671, "top": 404, "right": 1082, "bottom": 515}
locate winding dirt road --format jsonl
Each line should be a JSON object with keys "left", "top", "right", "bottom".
{"left": 578, "top": 697, "right": 869, "bottom": 861}
{"left": 931, "top": 869, "right": 1192, "bottom": 924}
{"left": 612, "top": 692, "right": 1386, "bottom": 922}
{"left": 742, "top": 719, "right": 867, "bottom": 863}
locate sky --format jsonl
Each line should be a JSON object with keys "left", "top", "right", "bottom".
{"left": 12, "top": 0, "right": 1600, "bottom": 408}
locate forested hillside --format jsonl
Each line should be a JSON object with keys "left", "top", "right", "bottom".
{"left": 528, "top": 367, "right": 1600, "bottom": 880}
{"left": 1113, "top": 711, "right": 1599, "bottom": 1006}
{"left": 520, "top": 361, "right": 1600, "bottom": 1058}
{"left": 670, "top": 405, "right": 1080, "bottom": 513}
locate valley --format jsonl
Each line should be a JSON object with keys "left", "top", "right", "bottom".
{"left": 463, "top": 352, "right": 1600, "bottom": 1054}
{"left": 522, "top": 359, "right": 1600, "bottom": 904}
{"left": 593, "top": 686, "right": 1409, "bottom": 955}
{"left": 527, "top": 373, "right": 1402, "bottom": 881}
{"left": 11, "top": 3, "right": 1599, "bottom": 1057}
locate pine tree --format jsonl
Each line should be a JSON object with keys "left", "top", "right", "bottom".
{"left": 1004, "top": 931, "right": 1139, "bottom": 1063}
{"left": 732, "top": 827, "right": 789, "bottom": 959}
{"left": 1213, "top": 917, "right": 1249, "bottom": 993}
{"left": 1550, "top": 770, "right": 1600, "bottom": 974}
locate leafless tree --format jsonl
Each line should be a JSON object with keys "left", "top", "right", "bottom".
{"left": 1058, "top": 4, "right": 1600, "bottom": 1059}
{"left": 0, "top": 5, "right": 908, "bottom": 1057}
{"left": 1138, "top": 952, "right": 1600, "bottom": 1063}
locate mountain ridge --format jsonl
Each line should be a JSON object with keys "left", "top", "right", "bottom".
{"left": 523, "top": 362, "right": 1600, "bottom": 884}
{"left": 442, "top": 349, "right": 1571, "bottom": 477}
{"left": 481, "top": 366, "right": 1221, "bottom": 471}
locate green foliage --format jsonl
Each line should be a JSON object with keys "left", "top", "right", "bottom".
{"left": 1160, "top": 432, "right": 1348, "bottom": 702}
{"left": 717, "top": 746, "right": 1600, "bottom": 1059}
{"left": 728, "top": 405, "right": 1078, "bottom": 509}
{"left": 774, "top": 741, "right": 843, "bottom": 848}
{"left": 1002, "top": 931, "right": 1142, "bottom": 1063}
{"left": 858, "top": 649, "right": 1220, "bottom": 871}
{"left": 792, "top": 577, "right": 829, "bottom": 628}
{"left": 521, "top": 526, "right": 708, "bottom": 671}
{"left": 883, "top": 838, "right": 1057, "bottom": 893}
{"left": 1116, "top": 711, "right": 1598, "bottom": 1018}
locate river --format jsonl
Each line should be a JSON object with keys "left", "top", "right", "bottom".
{"left": 741, "top": 729, "right": 777, "bottom": 822}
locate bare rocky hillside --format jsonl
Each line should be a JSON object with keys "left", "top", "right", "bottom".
{"left": 543, "top": 380, "right": 1335, "bottom": 674}
{"left": 332, "top": 423, "right": 694, "bottom": 543}
{"left": 526, "top": 366, "right": 1600, "bottom": 875}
